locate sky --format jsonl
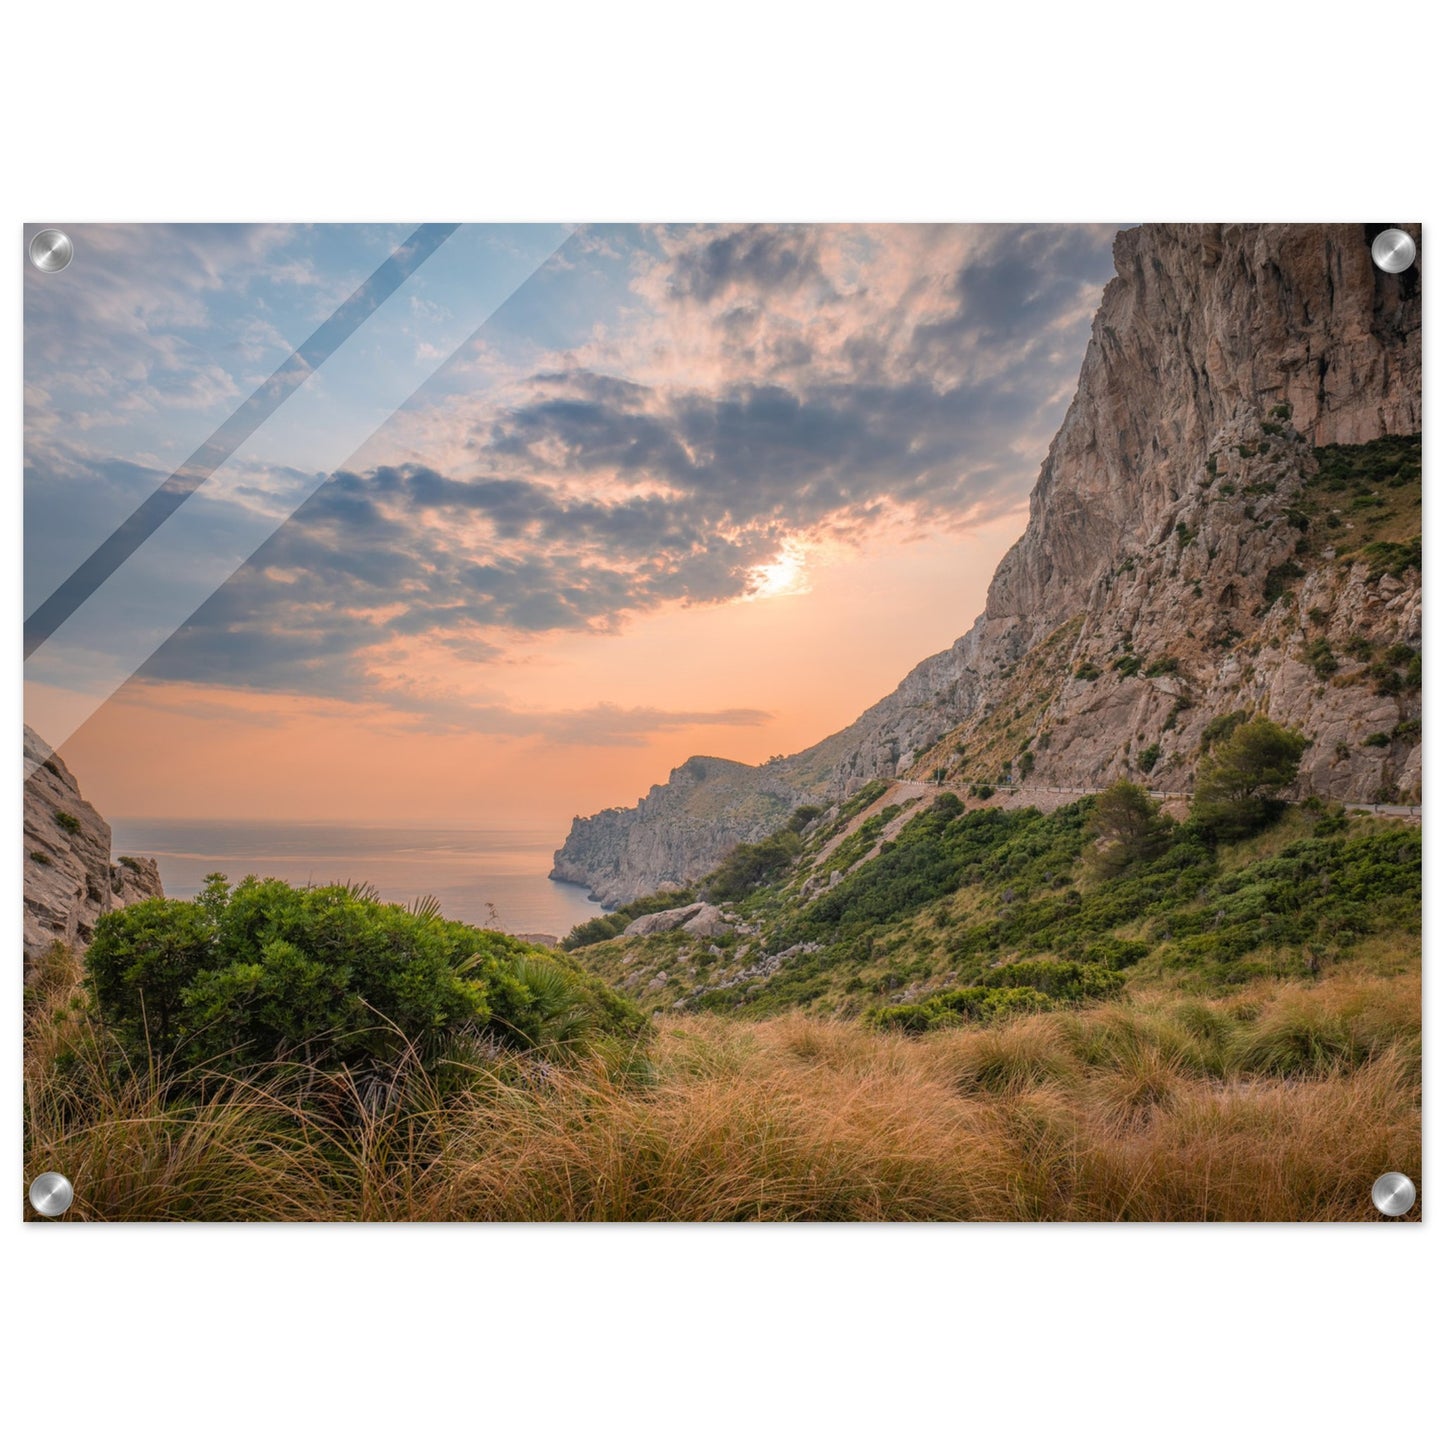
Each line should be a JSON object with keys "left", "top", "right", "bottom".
{"left": 25, "top": 223, "right": 1122, "bottom": 830}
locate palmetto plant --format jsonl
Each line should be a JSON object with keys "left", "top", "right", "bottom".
{"left": 499, "top": 953, "right": 596, "bottom": 1052}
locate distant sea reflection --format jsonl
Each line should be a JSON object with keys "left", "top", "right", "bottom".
{"left": 110, "top": 819, "right": 603, "bottom": 940}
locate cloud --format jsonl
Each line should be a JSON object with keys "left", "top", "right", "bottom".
{"left": 122, "top": 677, "right": 771, "bottom": 748}
{"left": 48, "top": 224, "right": 1122, "bottom": 734}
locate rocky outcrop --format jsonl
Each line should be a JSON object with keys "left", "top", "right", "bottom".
{"left": 553, "top": 223, "right": 1422, "bottom": 904}
{"left": 621, "top": 901, "right": 729, "bottom": 939}
{"left": 552, "top": 756, "right": 812, "bottom": 909}
{"left": 23, "top": 727, "right": 164, "bottom": 973}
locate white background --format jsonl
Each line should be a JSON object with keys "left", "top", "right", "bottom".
{"left": 3, "top": 3, "right": 1438, "bottom": 1440}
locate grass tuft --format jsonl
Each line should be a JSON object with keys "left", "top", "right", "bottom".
{"left": 25, "top": 945, "right": 1419, "bottom": 1222}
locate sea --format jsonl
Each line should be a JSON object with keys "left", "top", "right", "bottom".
{"left": 109, "top": 819, "right": 605, "bottom": 941}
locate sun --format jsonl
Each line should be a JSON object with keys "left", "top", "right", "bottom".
{"left": 746, "top": 545, "right": 810, "bottom": 601}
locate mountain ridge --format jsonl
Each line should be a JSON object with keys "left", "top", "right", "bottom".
{"left": 553, "top": 223, "right": 1421, "bottom": 908}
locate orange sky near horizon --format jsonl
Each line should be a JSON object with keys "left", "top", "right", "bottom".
{"left": 46, "top": 508, "right": 1024, "bottom": 832}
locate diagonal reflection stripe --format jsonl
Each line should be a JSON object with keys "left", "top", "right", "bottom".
{"left": 25, "top": 224, "right": 575, "bottom": 766}
{"left": 23, "top": 222, "right": 460, "bottom": 659}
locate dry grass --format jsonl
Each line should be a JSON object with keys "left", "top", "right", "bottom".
{"left": 25, "top": 946, "right": 1420, "bottom": 1222}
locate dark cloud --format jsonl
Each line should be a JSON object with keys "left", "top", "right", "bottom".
{"left": 910, "top": 225, "right": 1116, "bottom": 363}
{"left": 664, "top": 227, "right": 830, "bottom": 305}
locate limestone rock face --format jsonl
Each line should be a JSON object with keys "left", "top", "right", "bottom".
{"left": 552, "top": 223, "right": 1422, "bottom": 905}
{"left": 552, "top": 756, "right": 812, "bottom": 910}
{"left": 23, "top": 727, "right": 164, "bottom": 972}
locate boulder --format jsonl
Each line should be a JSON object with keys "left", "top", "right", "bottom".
{"left": 621, "top": 900, "right": 730, "bottom": 939}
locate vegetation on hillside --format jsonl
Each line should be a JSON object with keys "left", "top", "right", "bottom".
{"left": 24, "top": 941, "right": 1419, "bottom": 1221}
{"left": 23, "top": 710, "right": 1418, "bottom": 1222}
{"left": 570, "top": 716, "right": 1417, "bottom": 1033}
{"left": 25, "top": 722, "right": 1421, "bottom": 1219}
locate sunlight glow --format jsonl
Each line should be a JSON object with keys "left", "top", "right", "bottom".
{"left": 745, "top": 545, "right": 810, "bottom": 601}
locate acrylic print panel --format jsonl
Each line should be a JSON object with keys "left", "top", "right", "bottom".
{"left": 22, "top": 222, "right": 1422, "bottom": 1223}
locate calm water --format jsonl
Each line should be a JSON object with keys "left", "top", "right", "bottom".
{"left": 110, "top": 819, "right": 605, "bottom": 940}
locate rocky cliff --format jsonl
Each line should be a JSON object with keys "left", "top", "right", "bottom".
{"left": 24, "top": 727, "right": 164, "bottom": 973}
{"left": 553, "top": 223, "right": 1422, "bottom": 905}
{"left": 552, "top": 756, "right": 815, "bottom": 909}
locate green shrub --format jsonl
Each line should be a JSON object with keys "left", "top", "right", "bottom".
{"left": 1201, "top": 710, "right": 1249, "bottom": 751}
{"left": 1144, "top": 656, "right": 1179, "bottom": 677}
{"left": 981, "top": 959, "right": 1127, "bottom": 1002}
{"left": 1311, "top": 434, "right": 1419, "bottom": 493}
{"left": 1114, "top": 654, "right": 1142, "bottom": 678}
{"left": 1138, "top": 744, "right": 1162, "bottom": 774}
{"left": 705, "top": 831, "right": 803, "bottom": 901}
{"left": 872, "top": 986, "right": 1052, "bottom": 1033}
{"left": 1190, "top": 716, "right": 1307, "bottom": 840}
{"left": 29, "top": 850, "right": 53, "bottom": 866}
{"left": 1362, "top": 538, "right": 1421, "bottom": 581}
{"left": 54, "top": 811, "right": 82, "bottom": 836}
{"left": 86, "top": 876, "right": 641, "bottom": 1075}
{"left": 1368, "top": 662, "right": 1403, "bottom": 697}
{"left": 1363, "top": 732, "right": 1391, "bottom": 748}
{"left": 1303, "top": 638, "right": 1339, "bottom": 680}
{"left": 1083, "top": 937, "right": 1151, "bottom": 969}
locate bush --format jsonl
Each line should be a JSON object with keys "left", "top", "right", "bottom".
{"left": 705, "top": 831, "right": 804, "bottom": 901}
{"left": 1361, "top": 537, "right": 1421, "bottom": 582}
{"left": 788, "top": 804, "right": 824, "bottom": 834}
{"left": 1190, "top": 716, "right": 1307, "bottom": 840}
{"left": 1201, "top": 711, "right": 1249, "bottom": 751}
{"left": 872, "top": 986, "right": 1052, "bottom": 1033}
{"left": 1303, "top": 639, "right": 1339, "bottom": 680}
{"left": 86, "top": 876, "right": 641, "bottom": 1076}
{"left": 982, "top": 959, "right": 1127, "bottom": 1002}
{"left": 1090, "top": 780, "right": 1172, "bottom": 875}
{"left": 54, "top": 811, "right": 82, "bottom": 836}
{"left": 1074, "top": 660, "right": 1102, "bottom": 681}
